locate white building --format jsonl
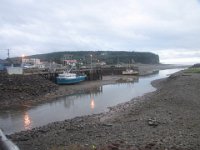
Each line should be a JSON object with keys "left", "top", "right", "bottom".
{"left": 22, "top": 58, "right": 41, "bottom": 65}
{"left": 7, "top": 67, "right": 23, "bottom": 75}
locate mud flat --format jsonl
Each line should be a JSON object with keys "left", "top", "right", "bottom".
{"left": 8, "top": 70, "right": 200, "bottom": 150}
{"left": 137, "top": 63, "right": 189, "bottom": 76}
{"left": 0, "top": 64, "right": 186, "bottom": 110}
{"left": 0, "top": 74, "right": 138, "bottom": 110}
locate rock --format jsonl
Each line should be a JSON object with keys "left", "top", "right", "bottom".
{"left": 18, "top": 136, "right": 30, "bottom": 141}
{"left": 107, "top": 144, "right": 119, "bottom": 150}
{"left": 147, "top": 118, "right": 159, "bottom": 127}
{"left": 0, "top": 74, "right": 58, "bottom": 108}
{"left": 38, "top": 129, "right": 48, "bottom": 134}
{"left": 145, "top": 142, "right": 156, "bottom": 149}
{"left": 102, "top": 123, "right": 113, "bottom": 127}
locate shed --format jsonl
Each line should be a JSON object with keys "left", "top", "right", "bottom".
{"left": 0, "top": 59, "right": 15, "bottom": 71}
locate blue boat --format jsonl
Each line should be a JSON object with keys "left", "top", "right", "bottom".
{"left": 56, "top": 72, "right": 86, "bottom": 85}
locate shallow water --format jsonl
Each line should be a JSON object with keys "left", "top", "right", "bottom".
{"left": 0, "top": 68, "right": 183, "bottom": 135}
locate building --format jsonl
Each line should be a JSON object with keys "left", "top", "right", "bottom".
{"left": 63, "top": 60, "right": 77, "bottom": 65}
{"left": 0, "top": 59, "right": 5, "bottom": 70}
{"left": 22, "top": 58, "right": 44, "bottom": 69}
{"left": 0, "top": 59, "right": 13, "bottom": 71}
{"left": 22, "top": 58, "right": 41, "bottom": 66}
{"left": 0, "top": 59, "right": 23, "bottom": 74}
{"left": 61, "top": 54, "right": 77, "bottom": 66}
{"left": 7, "top": 67, "right": 23, "bottom": 75}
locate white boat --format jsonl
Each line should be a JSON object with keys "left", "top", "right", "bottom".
{"left": 122, "top": 69, "right": 139, "bottom": 75}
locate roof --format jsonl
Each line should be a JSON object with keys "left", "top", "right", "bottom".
{"left": 0, "top": 59, "right": 6, "bottom": 64}
{"left": 0, "top": 59, "right": 13, "bottom": 65}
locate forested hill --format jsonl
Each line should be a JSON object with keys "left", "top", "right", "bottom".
{"left": 29, "top": 51, "right": 159, "bottom": 64}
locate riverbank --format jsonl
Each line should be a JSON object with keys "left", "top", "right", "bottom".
{"left": 0, "top": 74, "right": 58, "bottom": 109}
{"left": 137, "top": 63, "right": 188, "bottom": 75}
{"left": 0, "top": 64, "right": 184, "bottom": 110}
{"left": 9, "top": 69, "right": 200, "bottom": 149}
{"left": 0, "top": 74, "right": 138, "bottom": 110}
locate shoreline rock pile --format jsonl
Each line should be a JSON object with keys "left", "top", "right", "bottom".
{"left": 0, "top": 74, "right": 58, "bottom": 108}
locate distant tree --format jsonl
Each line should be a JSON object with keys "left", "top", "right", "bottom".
{"left": 25, "top": 51, "right": 159, "bottom": 64}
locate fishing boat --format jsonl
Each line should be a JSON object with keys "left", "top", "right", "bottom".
{"left": 56, "top": 71, "right": 86, "bottom": 85}
{"left": 122, "top": 60, "right": 139, "bottom": 75}
{"left": 122, "top": 69, "right": 139, "bottom": 75}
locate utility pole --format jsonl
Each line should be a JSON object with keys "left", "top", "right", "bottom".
{"left": 90, "top": 54, "right": 93, "bottom": 72}
{"left": 0, "top": 49, "right": 11, "bottom": 59}
{"left": 7, "top": 49, "right": 10, "bottom": 59}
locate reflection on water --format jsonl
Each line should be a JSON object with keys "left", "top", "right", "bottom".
{"left": 0, "top": 68, "right": 184, "bottom": 135}
{"left": 90, "top": 97, "right": 95, "bottom": 110}
{"left": 82, "top": 86, "right": 103, "bottom": 96}
{"left": 24, "top": 112, "right": 31, "bottom": 130}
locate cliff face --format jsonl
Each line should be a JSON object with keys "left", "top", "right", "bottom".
{"left": 29, "top": 51, "right": 160, "bottom": 64}
{"left": 129, "top": 52, "right": 159, "bottom": 64}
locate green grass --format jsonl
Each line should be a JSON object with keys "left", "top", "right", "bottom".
{"left": 184, "top": 68, "right": 200, "bottom": 73}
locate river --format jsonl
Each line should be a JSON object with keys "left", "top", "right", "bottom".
{"left": 0, "top": 68, "right": 183, "bottom": 135}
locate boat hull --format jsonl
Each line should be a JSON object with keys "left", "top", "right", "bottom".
{"left": 56, "top": 75, "right": 86, "bottom": 85}
{"left": 122, "top": 71, "right": 139, "bottom": 75}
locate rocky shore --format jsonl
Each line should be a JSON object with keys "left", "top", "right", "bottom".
{"left": 8, "top": 70, "right": 200, "bottom": 150}
{"left": 0, "top": 74, "right": 58, "bottom": 109}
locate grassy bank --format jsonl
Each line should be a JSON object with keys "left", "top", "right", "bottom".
{"left": 184, "top": 67, "right": 200, "bottom": 73}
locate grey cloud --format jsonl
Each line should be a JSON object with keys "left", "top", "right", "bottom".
{"left": 0, "top": 0, "right": 200, "bottom": 64}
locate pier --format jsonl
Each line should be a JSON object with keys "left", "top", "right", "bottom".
{"left": 37, "top": 68, "right": 103, "bottom": 83}
{"left": 23, "top": 66, "right": 138, "bottom": 83}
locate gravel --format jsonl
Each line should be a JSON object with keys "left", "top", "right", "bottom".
{"left": 0, "top": 74, "right": 58, "bottom": 109}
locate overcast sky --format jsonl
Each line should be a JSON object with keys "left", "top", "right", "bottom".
{"left": 0, "top": 0, "right": 200, "bottom": 64}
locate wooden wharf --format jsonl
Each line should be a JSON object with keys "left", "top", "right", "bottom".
{"left": 24, "top": 66, "right": 138, "bottom": 83}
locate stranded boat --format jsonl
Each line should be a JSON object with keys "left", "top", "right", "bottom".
{"left": 122, "top": 69, "right": 139, "bottom": 75}
{"left": 56, "top": 71, "right": 86, "bottom": 85}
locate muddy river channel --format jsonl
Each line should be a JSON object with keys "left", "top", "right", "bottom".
{"left": 0, "top": 69, "right": 183, "bottom": 135}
